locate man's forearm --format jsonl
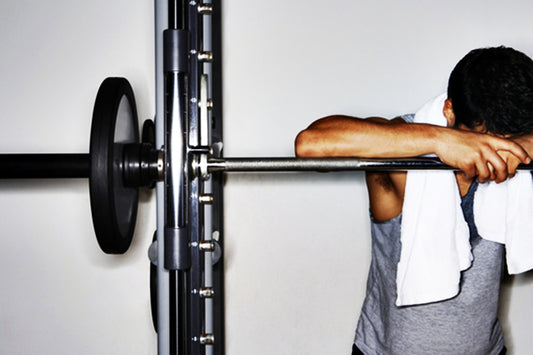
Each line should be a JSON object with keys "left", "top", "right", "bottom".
{"left": 514, "top": 134, "right": 533, "bottom": 157}
{"left": 295, "top": 115, "right": 530, "bottom": 182}
{"left": 295, "top": 115, "right": 446, "bottom": 159}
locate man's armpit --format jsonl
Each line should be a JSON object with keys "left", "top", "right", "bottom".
{"left": 367, "top": 172, "right": 396, "bottom": 192}
{"left": 365, "top": 171, "right": 406, "bottom": 221}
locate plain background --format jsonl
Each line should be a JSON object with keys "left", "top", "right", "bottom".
{"left": 2, "top": 0, "right": 533, "bottom": 354}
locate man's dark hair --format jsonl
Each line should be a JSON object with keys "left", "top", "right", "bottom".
{"left": 448, "top": 46, "right": 533, "bottom": 136}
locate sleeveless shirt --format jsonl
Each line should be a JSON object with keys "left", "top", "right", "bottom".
{"left": 354, "top": 181, "right": 506, "bottom": 354}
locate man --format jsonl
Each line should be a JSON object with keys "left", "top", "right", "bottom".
{"left": 295, "top": 47, "right": 533, "bottom": 354}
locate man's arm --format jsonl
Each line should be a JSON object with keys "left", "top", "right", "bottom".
{"left": 295, "top": 115, "right": 530, "bottom": 182}
{"left": 499, "top": 134, "right": 533, "bottom": 177}
{"left": 295, "top": 115, "right": 531, "bottom": 221}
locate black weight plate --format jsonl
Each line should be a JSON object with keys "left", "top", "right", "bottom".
{"left": 142, "top": 119, "right": 156, "bottom": 146}
{"left": 90, "top": 78, "right": 140, "bottom": 254}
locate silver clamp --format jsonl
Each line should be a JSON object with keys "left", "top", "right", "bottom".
{"left": 190, "top": 149, "right": 211, "bottom": 180}
{"left": 189, "top": 141, "right": 223, "bottom": 180}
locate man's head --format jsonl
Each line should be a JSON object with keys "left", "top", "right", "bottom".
{"left": 446, "top": 46, "right": 533, "bottom": 137}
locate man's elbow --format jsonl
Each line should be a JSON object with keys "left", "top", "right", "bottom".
{"left": 294, "top": 129, "right": 321, "bottom": 157}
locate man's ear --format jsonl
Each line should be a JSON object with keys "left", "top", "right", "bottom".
{"left": 443, "top": 99, "right": 456, "bottom": 127}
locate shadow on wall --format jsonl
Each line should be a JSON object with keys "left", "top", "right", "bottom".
{"left": 499, "top": 268, "right": 533, "bottom": 353}
{"left": 222, "top": 169, "right": 367, "bottom": 186}
{"left": 0, "top": 178, "right": 154, "bottom": 268}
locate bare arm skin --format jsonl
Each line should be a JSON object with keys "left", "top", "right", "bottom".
{"left": 498, "top": 134, "right": 533, "bottom": 177}
{"left": 295, "top": 115, "right": 529, "bottom": 178}
{"left": 295, "top": 115, "right": 531, "bottom": 220}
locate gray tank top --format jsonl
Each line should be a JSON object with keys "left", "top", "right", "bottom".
{"left": 354, "top": 181, "right": 506, "bottom": 354}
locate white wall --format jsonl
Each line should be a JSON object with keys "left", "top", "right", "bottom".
{"left": 1, "top": 1, "right": 533, "bottom": 354}
{"left": 0, "top": 1, "right": 156, "bottom": 354}
{"left": 222, "top": 1, "right": 533, "bottom": 355}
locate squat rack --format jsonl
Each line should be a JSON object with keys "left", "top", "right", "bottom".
{"left": 2, "top": 1, "right": 533, "bottom": 355}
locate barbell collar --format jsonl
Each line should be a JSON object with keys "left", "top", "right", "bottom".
{"left": 123, "top": 143, "right": 164, "bottom": 188}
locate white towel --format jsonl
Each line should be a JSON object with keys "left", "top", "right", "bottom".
{"left": 396, "top": 94, "right": 533, "bottom": 306}
{"left": 475, "top": 174, "right": 533, "bottom": 274}
{"left": 396, "top": 94, "right": 472, "bottom": 306}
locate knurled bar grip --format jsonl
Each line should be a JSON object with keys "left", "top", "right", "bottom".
{"left": 0, "top": 154, "right": 90, "bottom": 178}
{"left": 206, "top": 157, "right": 533, "bottom": 172}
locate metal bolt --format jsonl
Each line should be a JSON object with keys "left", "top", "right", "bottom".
{"left": 199, "top": 193, "right": 214, "bottom": 205}
{"left": 200, "top": 334, "right": 215, "bottom": 345}
{"left": 198, "top": 51, "right": 213, "bottom": 63}
{"left": 197, "top": 98, "right": 213, "bottom": 109}
{"left": 199, "top": 240, "right": 215, "bottom": 252}
{"left": 199, "top": 287, "right": 215, "bottom": 298}
{"left": 198, "top": 3, "right": 213, "bottom": 14}
{"left": 157, "top": 151, "right": 165, "bottom": 180}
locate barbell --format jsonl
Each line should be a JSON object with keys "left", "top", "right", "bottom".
{"left": 4, "top": 77, "right": 533, "bottom": 255}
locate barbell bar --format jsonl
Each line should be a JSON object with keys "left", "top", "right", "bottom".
{"left": 6, "top": 153, "right": 533, "bottom": 180}
{"left": 4, "top": 76, "right": 533, "bottom": 253}
{"left": 203, "top": 156, "right": 452, "bottom": 173}
{"left": 0, "top": 154, "right": 89, "bottom": 179}
{"left": 193, "top": 156, "right": 533, "bottom": 176}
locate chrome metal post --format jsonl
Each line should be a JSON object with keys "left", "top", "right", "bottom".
{"left": 155, "top": 1, "right": 171, "bottom": 354}
{"left": 163, "top": 1, "right": 190, "bottom": 355}
{"left": 159, "top": 1, "right": 218, "bottom": 354}
{"left": 186, "top": 1, "right": 209, "bottom": 353}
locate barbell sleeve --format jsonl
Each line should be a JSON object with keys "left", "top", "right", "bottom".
{"left": 0, "top": 154, "right": 90, "bottom": 179}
